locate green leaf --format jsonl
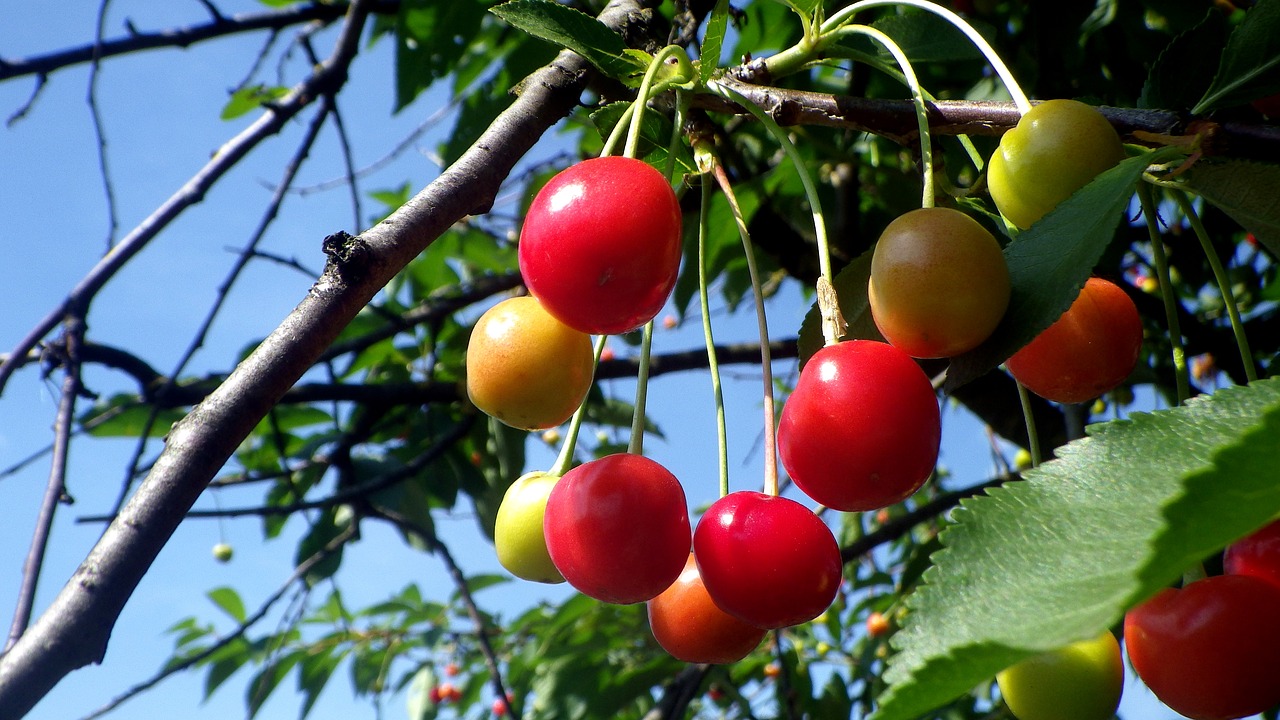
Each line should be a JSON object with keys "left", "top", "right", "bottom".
{"left": 943, "top": 147, "right": 1186, "bottom": 393}
{"left": 1181, "top": 158, "right": 1280, "bottom": 258}
{"left": 294, "top": 507, "right": 350, "bottom": 587}
{"left": 777, "top": 0, "right": 822, "bottom": 25}
{"left": 246, "top": 652, "right": 304, "bottom": 719}
{"left": 203, "top": 639, "right": 253, "bottom": 698}
{"left": 1193, "top": 0, "right": 1280, "bottom": 113}
{"left": 206, "top": 586, "right": 246, "bottom": 623}
{"left": 489, "top": 0, "right": 648, "bottom": 82}
{"left": 407, "top": 666, "right": 440, "bottom": 720}
{"left": 1139, "top": 9, "right": 1228, "bottom": 110}
{"left": 699, "top": 0, "right": 729, "bottom": 84}
{"left": 297, "top": 647, "right": 344, "bottom": 719}
{"left": 872, "top": 378, "right": 1280, "bottom": 720}
{"left": 80, "top": 394, "right": 187, "bottom": 438}
{"left": 220, "top": 85, "right": 288, "bottom": 121}
{"left": 395, "top": 0, "right": 489, "bottom": 111}
{"left": 870, "top": 12, "right": 992, "bottom": 63}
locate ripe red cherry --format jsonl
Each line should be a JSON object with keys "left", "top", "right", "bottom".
{"left": 1124, "top": 574, "right": 1280, "bottom": 720}
{"left": 1224, "top": 519, "right": 1280, "bottom": 591}
{"left": 647, "top": 553, "right": 766, "bottom": 663}
{"left": 518, "top": 156, "right": 683, "bottom": 336}
{"left": 1006, "top": 277, "right": 1142, "bottom": 404}
{"left": 543, "top": 453, "right": 690, "bottom": 604}
{"left": 777, "top": 340, "right": 941, "bottom": 512}
{"left": 693, "top": 491, "right": 842, "bottom": 629}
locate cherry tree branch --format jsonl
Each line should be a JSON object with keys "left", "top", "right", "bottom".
{"left": 0, "top": 0, "right": 372, "bottom": 395}
{"left": 0, "top": 1, "right": 655, "bottom": 715}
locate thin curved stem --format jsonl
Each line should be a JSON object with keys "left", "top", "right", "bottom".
{"left": 695, "top": 164, "right": 730, "bottom": 498}
{"left": 1172, "top": 190, "right": 1257, "bottom": 383}
{"left": 551, "top": 335, "right": 607, "bottom": 477}
{"left": 1137, "top": 183, "right": 1189, "bottom": 404}
{"left": 628, "top": 322, "right": 656, "bottom": 456}
{"left": 817, "top": 0, "right": 1031, "bottom": 114}
{"left": 832, "top": 24, "right": 933, "bottom": 207}
{"left": 1014, "top": 380, "right": 1041, "bottom": 468}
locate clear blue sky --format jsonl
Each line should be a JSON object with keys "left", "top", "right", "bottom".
{"left": 0, "top": 2, "right": 1213, "bottom": 719}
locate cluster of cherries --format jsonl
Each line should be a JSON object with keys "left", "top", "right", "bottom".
{"left": 465, "top": 97, "right": 1262, "bottom": 718}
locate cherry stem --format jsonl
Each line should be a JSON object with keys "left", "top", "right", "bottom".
{"left": 1137, "top": 182, "right": 1190, "bottom": 405}
{"left": 694, "top": 156, "right": 730, "bottom": 498}
{"left": 625, "top": 45, "right": 687, "bottom": 161}
{"left": 600, "top": 102, "right": 635, "bottom": 158}
{"left": 709, "top": 80, "right": 837, "bottom": 346}
{"left": 628, "top": 321, "right": 656, "bottom": 456}
{"left": 709, "top": 157, "right": 779, "bottom": 498}
{"left": 1014, "top": 380, "right": 1042, "bottom": 468}
{"left": 551, "top": 335, "right": 608, "bottom": 477}
{"left": 1172, "top": 189, "right": 1257, "bottom": 383}
{"left": 813, "top": 0, "right": 1032, "bottom": 115}
{"left": 832, "top": 25, "right": 933, "bottom": 208}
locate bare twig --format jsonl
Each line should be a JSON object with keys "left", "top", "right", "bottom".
{"left": 4, "top": 320, "right": 87, "bottom": 651}
{"left": 89, "top": 0, "right": 119, "bottom": 250}
{"left": 0, "top": 0, "right": 372, "bottom": 395}
{"left": 0, "top": 1, "right": 398, "bottom": 82}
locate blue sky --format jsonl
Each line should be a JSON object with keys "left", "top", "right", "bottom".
{"left": 0, "top": 2, "right": 1217, "bottom": 719}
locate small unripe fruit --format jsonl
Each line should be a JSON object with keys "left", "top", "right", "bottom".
{"left": 212, "top": 543, "right": 234, "bottom": 563}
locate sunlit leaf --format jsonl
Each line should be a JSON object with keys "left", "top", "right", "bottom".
{"left": 490, "top": 0, "right": 648, "bottom": 82}
{"left": 873, "top": 378, "right": 1280, "bottom": 719}
{"left": 1193, "top": 0, "right": 1280, "bottom": 113}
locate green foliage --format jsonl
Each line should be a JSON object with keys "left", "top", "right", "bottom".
{"left": 1183, "top": 158, "right": 1280, "bottom": 258}
{"left": 1193, "top": 0, "right": 1280, "bottom": 113}
{"left": 221, "top": 85, "right": 288, "bottom": 120}
{"left": 944, "top": 146, "right": 1187, "bottom": 393}
{"left": 875, "top": 378, "right": 1280, "bottom": 719}
{"left": 489, "top": 0, "right": 649, "bottom": 83}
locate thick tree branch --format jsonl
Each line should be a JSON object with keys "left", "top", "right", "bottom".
{"left": 0, "top": 1, "right": 655, "bottom": 715}
{"left": 695, "top": 78, "right": 1280, "bottom": 161}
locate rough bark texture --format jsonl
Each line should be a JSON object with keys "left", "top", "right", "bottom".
{"left": 0, "top": 1, "right": 654, "bottom": 715}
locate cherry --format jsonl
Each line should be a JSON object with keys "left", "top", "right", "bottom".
{"left": 869, "top": 207, "right": 1010, "bottom": 359}
{"left": 987, "top": 99, "right": 1126, "bottom": 229}
{"left": 518, "top": 156, "right": 683, "bottom": 335}
{"left": 693, "top": 491, "right": 842, "bottom": 629}
{"left": 494, "top": 471, "right": 565, "bottom": 584}
{"left": 466, "top": 295, "right": 595, "bottom": 430}
{"left": 1005, "top": 277, "right": 1142, "bottom": 404}
{"left": 865, "top": 611, "right": 890, "bottom": 638}
{"left": 995, "top": 631, "right": 1124, "bottom": 720}
{"left": 543, "top": 453, "right": 690, "bottom": 604}
{"left": 777, "top": 340, "right": 940, "bottom": 512}
{"left": 1223, "top": 518, "right": 1280, "bottom": 591}
{"left": 1124, "top": 574, "right": 1280, "bottom": 720}
{"left": 646, "top": 553, "right": 766, "bottom": 663}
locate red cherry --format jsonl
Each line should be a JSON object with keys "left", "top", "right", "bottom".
{"left": 1124, "top": 574, "right": 1280, "bottom": 720}
{"left": 647, "top": 553, "right": 767, "bottom": 663}
{"left": 544, "top": 453, "right": 691, "bottom": 604}
{"left": 518, "top": 156, "right": 683, "bottom": 335}
{"left": 429, "top": 685, "right": 444, "bottom": 704}
{"left": 693, "top": 491, "right": 842, "bottom": 629}
{"left": 1006, "top": 277, "right": 1142, "bottom": 404}
{"left": 865, "top": 611, "right": 890, "bottom": 638}
{"left": 777, "top": 340, "right": 940, "bottom": 511}
{"left": 1224, "top": 518, "right": 1280, "bottom": 591}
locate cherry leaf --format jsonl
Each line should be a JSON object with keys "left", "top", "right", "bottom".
{"left": 871, "top": 377, "right": 1280, "bottom": 720}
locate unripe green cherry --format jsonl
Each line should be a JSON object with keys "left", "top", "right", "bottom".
{"left": 494, "top": 471, "right": 565, "bottom": 584}
{"left": 996, "top": 630, "right": 1123, "bottom": 720}
{"left": 988, "top": 99, "right": 1125, "bottom": 230}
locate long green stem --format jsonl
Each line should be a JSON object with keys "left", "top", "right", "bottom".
{"left": 709, "top": 159, "right": 779, "bottom": 497}
{"left": 695, "top": 165, "right": 730, "bottom": 498}
{"left": 816, "top": 0, "right": 1031, "bottom": 114}
{"left": 1137, "top": 183, "right": 1190, "bottom": 404}
{"left": 600, "top": 102, "right": 636, "bottom": 158}
{"left": 625, "top": 45, "right": 686, "bottom": 160}
{"left": 709, "top": 80, "right": 837, "bottom": 345}
{"left": 1014, "top": 380, "right": 1041, "bottom": 468}
{"left": 832, "top": 25, "right": 933, "bottom": 208}
{"left": 628, "top": 321, "right": 656, "bottom": 456}
{"left": 551, "top": 335, "right": 608, "bottom": 476}
{"left": 1172, "top": 190, "right": 1257, "bottom": 383}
